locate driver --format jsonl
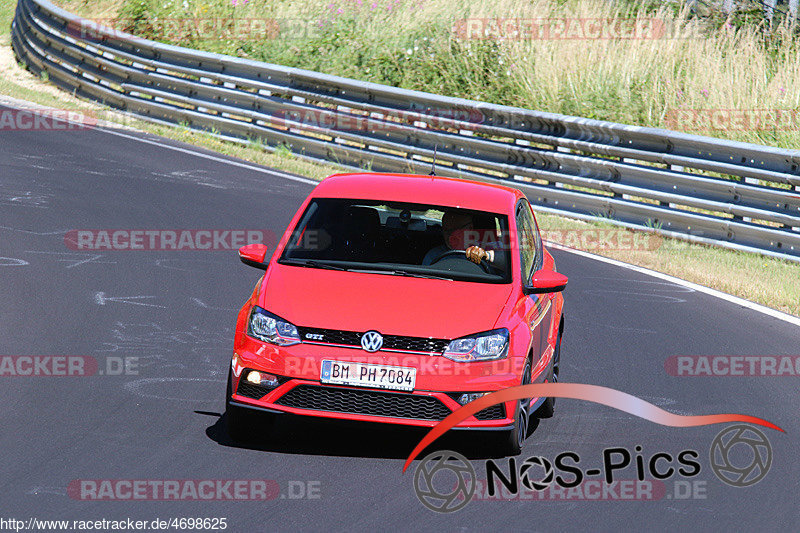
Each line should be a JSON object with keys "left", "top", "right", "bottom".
{"left": 422, "top": 210, "right": 493, "bottom": 266}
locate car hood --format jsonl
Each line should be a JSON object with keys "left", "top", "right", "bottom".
{"left": 260, "top": 264, "right": 513, "bottom": 339}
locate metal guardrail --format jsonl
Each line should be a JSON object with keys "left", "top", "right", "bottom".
{"left": 11, "top": 0, "right": 800, "bottom": 261}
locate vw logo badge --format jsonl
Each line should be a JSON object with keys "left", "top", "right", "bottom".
{"left": 361, "top": 331, "right": 384, "bottom": 352}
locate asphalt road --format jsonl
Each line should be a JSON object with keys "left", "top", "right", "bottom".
{"left": 1, "top": 103, "right": 799, "bottom": 532}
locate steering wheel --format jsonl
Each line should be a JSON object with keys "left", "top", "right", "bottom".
{"left": 430, "top": 249, "right": 492, "bottom": 274}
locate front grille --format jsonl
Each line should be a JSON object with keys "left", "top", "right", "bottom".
{"left": 297, "top": 326, "right": 450, "bottom": 353}
{"left": 298, "top": 328, "right": 361, "bottom": 346}
{"left": 474, "top": 404, "right": 506, "bottom": 420}
{"left": 383, "top": 334, "right": 449, "bottom": 353}
{"left": 275, "top": 384, "right": 453, "bottom": 420}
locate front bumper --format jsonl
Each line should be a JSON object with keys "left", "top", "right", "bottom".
{"left": 229, "top": 338, "right": 553, "bottom": 429}
{"left": 230, "top": 375, "right": 513, "bottom": 429}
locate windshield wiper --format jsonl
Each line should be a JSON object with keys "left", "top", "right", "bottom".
{"left": 280, "top": 259, "right": 348, "bottom": 271}
{"left": 282, "top": 261, "right": 452, "bottom": 279}
{"left": 349, "top": 268, "right": 452, "bottom": 280}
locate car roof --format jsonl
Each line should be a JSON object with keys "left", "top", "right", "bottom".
{"left": 310, "top": 173, "right": 524, "bottom": 213}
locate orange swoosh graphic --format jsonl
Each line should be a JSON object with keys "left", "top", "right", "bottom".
{"left": 402, "top": 383, "right": 784, "bottom": 472}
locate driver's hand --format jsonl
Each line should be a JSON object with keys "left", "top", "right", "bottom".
{"left": 465, "top": 246, "right": 488, "bottom": 264}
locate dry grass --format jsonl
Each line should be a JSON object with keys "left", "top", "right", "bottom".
{"left": 57, "top": 0, "right": 124, "bottom": 18}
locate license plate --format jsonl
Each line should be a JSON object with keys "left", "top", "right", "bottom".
{"left": 320, "top": 360, "right": 416, "bottom": 392}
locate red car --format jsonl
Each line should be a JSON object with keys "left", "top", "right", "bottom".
{"left": 226, "top": 173, "right": 567, "bottom": 454}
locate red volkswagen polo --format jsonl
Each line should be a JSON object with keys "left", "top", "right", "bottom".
{"left": 226, "top": 173, "right": 567, "bottom": 454}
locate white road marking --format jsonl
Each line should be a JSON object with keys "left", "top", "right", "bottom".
{"left": 191, "top": 297, "right": 238, "bottom": 311}
{"left": 64, "top": 254, "right": 108, "bottom": 269}
{"left": 124, "top": 377, "right": 225, "bottom": 401}
{"left": 26, "top": 251, "right": 114, "bottom": 268}
{"left": 546, "top": 241, "right": 800, "bottom": 328}
{"left": 0, "top": 257, "right": 28, "bottom": 266}
{"left": 94, "top": 292, "right": 166, "bottom": 308}
{"left": 0, "top": 226, "right": 67, "bottom": 235}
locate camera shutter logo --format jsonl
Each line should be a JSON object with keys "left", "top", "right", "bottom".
{"left": 520, "top": 456, "right": 555, "bottom": 491}
{"left": 360, "top": 331, "right": 383, "bottom": 352}
{"left": 710, "top": 424, "right": 772, "bottom": 487}
{"left": 413, "top": 451, "right": 476, "bottom": 513}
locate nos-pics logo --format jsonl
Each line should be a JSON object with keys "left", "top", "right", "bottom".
{"left": 413, "top": 424, "right": 773, "bottom": 513}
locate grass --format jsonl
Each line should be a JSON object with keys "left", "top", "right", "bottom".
{"left": 54, "top": 0, "right": 800, "bottom": 149}
{"left": 0, "top": 3, "right": 13, "bottom": 33}
{"left": 1, "top": 0, "right": 799, "bottom": 316}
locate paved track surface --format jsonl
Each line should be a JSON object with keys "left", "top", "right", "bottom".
{"left": 1, "top": 103, "right": 798, "bottom": 531}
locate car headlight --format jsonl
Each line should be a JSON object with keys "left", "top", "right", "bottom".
{"left": 443, "top": 328, "right": 509, "bottom": 362}
{"left": 247, "top": 306, "right": 300, "bottom": 346}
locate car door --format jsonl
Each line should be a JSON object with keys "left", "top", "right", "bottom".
{"left": 516, "top": 200, "right": 552, "bottom": 366}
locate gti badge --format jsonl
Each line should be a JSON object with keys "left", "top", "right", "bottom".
{"left": 361, "top": 331, "right": 384, "bottom": 352}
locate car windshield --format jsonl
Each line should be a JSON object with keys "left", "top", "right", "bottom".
{"left": 279, "top": 198, "right": 512, "bottom": 283}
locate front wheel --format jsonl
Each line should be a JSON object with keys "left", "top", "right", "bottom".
{"left": 497, "top": 361, "right": 531, "bottom": 456}
{"left": 534, "top": 330, "right": 562, "bottom": 419}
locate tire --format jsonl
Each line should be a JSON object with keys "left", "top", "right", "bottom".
{"left": 534, "top": 330, "right": 562, "bottom": 419}
{"left": 498, "top": 361, "right": 531, "bottom": 456}
{"left": 225, "top": 369, "right": 273, "bottom": 442}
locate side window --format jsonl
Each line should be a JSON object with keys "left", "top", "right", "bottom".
{"left": 516, "top": 201, "right": 537, "bottom": 282}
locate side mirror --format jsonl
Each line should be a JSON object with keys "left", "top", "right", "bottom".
{"left": 523, "top": 269, "right": 568, "bottom": 295}
{"left": 238, "top": 243, "right": 269, "bottom": 270}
